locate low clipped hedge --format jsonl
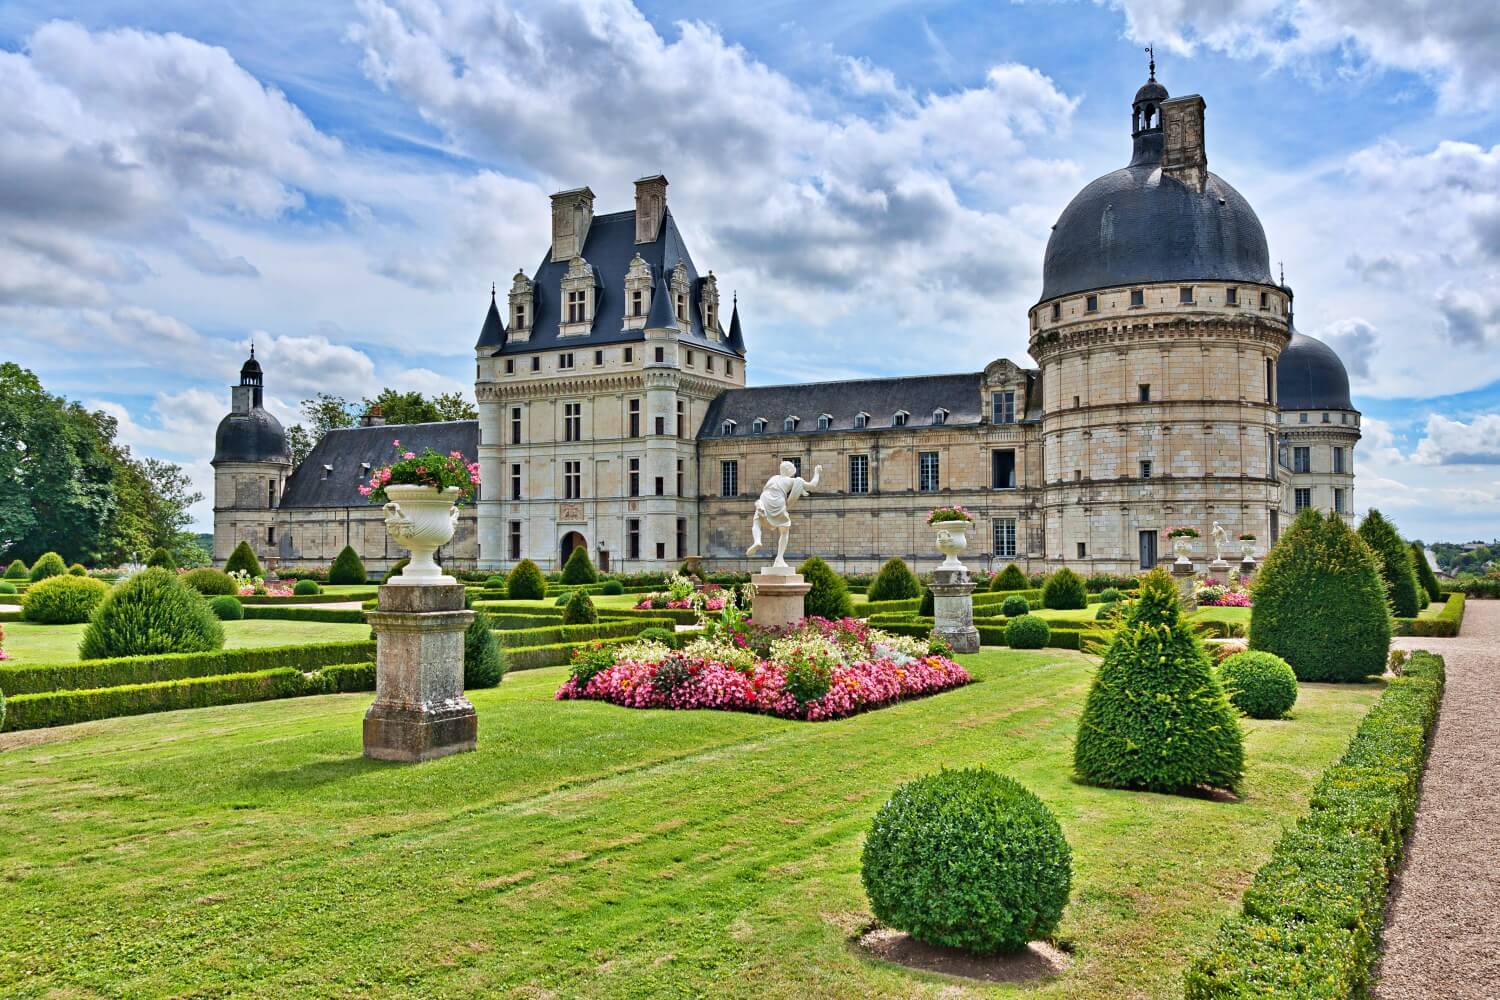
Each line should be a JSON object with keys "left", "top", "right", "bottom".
{"left": 3, "top": 667, "right": 312, "bottom": 730}
{"left": 1183, "top": 651, "right": 1445, "bottom": 998}
{"left": 238, "top": 591, "right": 376, "bottom": 605}
{"left": 240, "top": 606, "right": 366, "bottom": 624}
{"left": 494, "top": 619, "right": 670, "bottom": 649}
{"left": 318, "top": 662, "right": 376, "bottom": 693}
{"left": 871, "top": 618, "right": 1100, "bottom": 650}
{"left": 501, "top": 634, "right": 636, "bottom": 672}
{"left": 1394, "top": 593, "right": 1465, "bottom": 637}
{"left": 0, "top": 640, "right": 376, "bottom": 696}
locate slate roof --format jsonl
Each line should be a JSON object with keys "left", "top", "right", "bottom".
{"left": 1277, "top": 331, "right": 1354, "bottom": 411}
{"left": 213, "top": 408, "right": 290, "bottom": 465}
{"left": 698, "top": 372, "right": 993, "bottom": 439}
{"left": 493, "top": 208, "right": 743, "bottom": 359}
{"left": 475, "top": 292, "right": 505, "bottom": 349}
{"left": 279, "top": 421, "right": 479, "bottom": 508}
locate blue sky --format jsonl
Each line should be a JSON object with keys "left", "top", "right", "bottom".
{"left": 2, "top": 0, "right": 1498, "bottom": 542}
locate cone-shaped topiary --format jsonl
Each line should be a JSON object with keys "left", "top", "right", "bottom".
{"left": 1357, "top": 509, "right": 1421, "bottom": 618}
{"left": 919, "top": 586, "right": 935, "bottom": 617}
{"left": 861, "top": 768, "right": 1072, "bottom": 955}
{"left": 22, "top": 575, "right": 109, "bottom": 624}
{"left": 182, "top": 568, "right": 237, "bottom": 596}
{"left": 1410, "top": 542, "right": 1440, "bottom": 604}
{"left": 1251, "top": 509, "right": 1391, "bottom": 682}
{"left": 506, "top": 559, "right": 547, "bottom": 600}
{"left": 68, "top": 563, "right": 87, "bottom": 576}
{"left": 1041, "top": 567, "right": 1087, "bottom": 610}
{"left": 29, "top": 552, "right": 66, "bottom": 582}
{"left": 562, "top": 589, "right": 598, "bottom": 625}
{"left": 224, "top": 541, "right": 263, "bottom": 579}
{"left": 797, "top": 556, "right": 853, "bottom": 619}
{"left": 146, "top": 547, "right": 176, "bottom": 570}
{"left": 1217, "top": 651, "right": 1298, "bottom": 720}
{"left": 867, "top": 557, "right": 922, "bottom": 602}
{"left": 464, "top": 607, "right": 504, "bottom": 688}
{"left": 1000, "top": 595, "right": 1029, "bottom": 617}
{"left": 328, "top": 545, "right": 367, "bottom": 586}
{"left": 991, "top": 563, "right": 1028, "bottom": 592}
{"left": 560, "top": 546, "right": 598, "bottom": 585}
{"left": 1073, "top": 568, "right": 1244, "bottom": 794}
{"left": 80, "top": 568, "right": 225, "bottom": 660}
{"left": 4, "top": 559, "right": 27, "bottom": 579}
{"left": 382, "top": 558, "right": 409, "bottom": 583}
{"left": 1006, "top": 614, "right": 1050, "bottom": 649}
{"left": 209, "top": 595, "right": 244, "bottom": 620}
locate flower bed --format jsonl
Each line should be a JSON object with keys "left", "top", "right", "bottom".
{"left": 633, "top": 573, "right": 730, "bottom": 611}
{"left": 556, "top": 616, "right": 969, "bottom": 721}
{"left": 1195, "top": 578, "right": 1253, "bottom": 607}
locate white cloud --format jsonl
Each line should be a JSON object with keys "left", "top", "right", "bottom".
{"left": 1412, "top": 413, "right": 1500, "bottom": 466}
{"left": 255, "top": 332, "right": 380, "bottom": 399}
{"left": 1317, "top": 317, "right": 1378, "bottom": 381}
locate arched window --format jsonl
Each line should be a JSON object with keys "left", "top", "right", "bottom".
{"left": 817, "top": 413, "right": 832, "bottom": 431}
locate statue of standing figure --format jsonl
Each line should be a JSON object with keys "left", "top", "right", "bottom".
{"left": 1211, "top": 521, "right": 1230, "bottom": 563}
{"left": 747, "top": 461, "right": 822, "bottom": 570}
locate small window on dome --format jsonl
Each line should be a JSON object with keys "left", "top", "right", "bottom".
{"left": 1085, "top": 294, "right": 1098, "bottom": 312}
{"left": 1179, "top": 286, "right": 1194, "bottom": 304}
{"left": 1130, "top": 289, "right": 1144, "bottom": 307}
{"left": 1260, "top": 291, "right": 1270, "bottom": 310}
{"left": 1051, "top": 302, "right": 1061, "bottom": 321}
{"left": 1226, "top": 287, "right": 1238, "bottom": 305}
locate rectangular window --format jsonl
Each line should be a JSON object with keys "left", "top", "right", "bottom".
{"left": 566, "top": 289, "right": 586, "bottom": 323}
{"left": 564, "top": 460, "right": 581, "bottom": 500}
{"left": 624, "top": 347, "right": 634, "bottom": 364}
{"left": 631, "top": 290, "right": 643, "bottom": 316}
{"left": 1226, "top": 286, "right": 1238, "bottom": 305}
{"left": 1072, "top": 395, "right": 1081, "bottom": 408}
{"left": 1322, "top": 412, "right": 1331, "bottom": 423}
{"left": 654, "top": 476, "right": 664, "bottom": 497}
{"left": 992, "top": 390, "right": 1016, "bottom": 424}
{"left": 1140, "top": 459, "right": 1153, "bottom": 479}
{"left": 918, "top": 451, "right": 940, "bottom": 492}
{"left": 628, "top": 398, "right": 640, "bottom": 438}
{"left": 1179, "top": 286, "right": 1194, "bottom": 304}
{"left": 514, "top": 305, "right": 526, "bottom": 329}
{"left": 1333, "top": 447, "right": 1346, "bottom": 474}
{"left": 1139, "top": 530, "right": 1157, "bottom": 570}
{"left": 594, "top": 350, "right": 604, "bottom": 366}
{"left": 1138, "top": 383, "right": 1151, "bottom": 402}
{"left": 1270, "top": 510, "right": 1280, "bottom": 543}
{"left": 531, "top": 356, "right": 540, "bottom": 372}
{"left": 1260, "top": 291, "right": 1270, "bottom": 309}
{"left": 676, "top": 399, "right": 686, "bottom": 438}
{"left": 564, "top": 402, "right": 582, "bottom": 442}
{"left": 510, "top": 406, "right": 522, "bottom": 445}
{"left": 1051, "top": 302, "right": 1061, "bottom": 320}
{"left": 992, "top": 449, "right": 1016, "bottom": 489}
{"left": 1267, "top": 432, "right": 1276, "bottom": 474}
{"left": 685, "top": 350, "right": 695, "bottom": 367}
{"left": 726, "top": 360, "right": 734, "bottom": 377}
{"left": 654, "top": 346, "right": 665, "bottom": 364}
{"left": 628, "top": 458, "right": 640, "bottom": 497}
{"left": 1085, "top": 294, "right": 1098, "bottom": 312}
{"left": 627, "top": 519, "right": 640, "bottom": 559}
{"left": 1265, "top": 358, "right": 1274, "bottom": 403}
{"left": 676, "top": 458, "right": 684, "bottom": 496}
{"left": 509, "top": 521, "right": 522, "bottom": 560}
{"left": 1299, "top": 412, "right": 1309, "bottom": 423}
{"left": 706, "top": 356, "right": 715, "bottom": 373}
{"left": 675, "top": 293, "right": 687, "bottom": 322}
{"left": 1130, "top": 289, "right": 1144, "bottom": 306}
{"left": 784, "top": 456, "right": 802, "bottom": 477}
{"left": 849, "top": 454, "right": 870, "bottom": 494}
{"left": 676, "top": 518, "right": 687, "bottom": 559}
{"left": 1293, "top": 447, "right": 1311, "bottom": 474}
{"left": 1334, "top": 488, "right": 1346, "bottom": 514}
{"left": 656, "top": 541, "right": 667, "bottom": 560}
{"left": 268, "top": 479, "right": 276, "bottom": 508}
{"left": 720, "top": 460, "right": 738, "bottom": 498}
{"left": 654, "top": 416, "right": 665, "bottom": 436}
{"left": 267, "top": 526, "right": 275, "bottom": 546}
{"left": 510, "top": 463, "right": 522, "bottom": 500}
{"left": 993, "top": 518, "right": 1017, "bottom": 558}
{"left": 1294, "top": 487, "right": 1312, "bottom": 511}
{"left": 558, "top": 352, "right": 574, "bottom": 370}
{"left": 505, "top": 359, "right": 515, "bottom": 375}
{"left": 1077, "top": 541, "right": 1087, "bottom": 559}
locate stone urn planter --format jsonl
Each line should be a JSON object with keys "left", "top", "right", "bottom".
{"left": 1171, "top": 535, "right": 1195, "bottom": 566}
{"left": 1239, "top": 539, "right": 1257, "bottom": 560}
{"left": 382, "top": 484, "right": 461, "bottom": 586}
{"left": 932, "top": 519, "right": 972, "bottom": 572}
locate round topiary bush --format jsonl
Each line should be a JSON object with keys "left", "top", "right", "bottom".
{"left": 1095, "top": 601, "right": 1125, "bottom": 623}
{"left": 484, "top": 574, "right": 507, "bottom": 589}
{"left": 28, "top": 552, "right": 67, "bottom": 582}
{"left": 637, "top": 626, "right": 677, "bottom": 649}
{"left": 1410, "top": 542, "right": 1441, "bottom": 604}
{"left": 1218, "top": 651, "right": 1298, "bottom": 720}
{"left": 600, "top": 579, "right": 625, "bottom": 596}
{"left": 861, "top": 768, "right": 1072, "bottom": 955}
{"left": 1041, "top": 567, "right": 1088, "bottom": 610}
{"left": 293, "top": 579, "right": 321, "bottom": 596}
{"left": 181, "top": 568, "right": 237, "bottom": 596}
{"left": 464, "top": 607, "right": 504, "bottom": 688}
{"left": 562, "top": 590, "right": 598, "bottom": 625}
{"left": 797, "top": 556, "right": 853, "bottom": 619}
{"left": 0, "top": 581, "right": 15, "bottom": 595}
{"left": 1357, "top": 509, "right": 1421, "bottom": 618}
{"left": 1099, "top": 588, "right": 1122, "bottom": 604}
{"left": 1074, "top": 569, "right": 1244, "bottom": 794}
{"left": 22, "top": 575, "right": 110, "bottom": 624}
{"left": 4, "top": 559, "right": 27, "bottom": 580}
{"left": 209, "top": 595, "right": 245, "bottom": 620}
{"left": 1000, "top": 595, "right": 1030, "bottom": 618}
{"left": 560, "top": 546, "right": 598, "bottom": 585}
{"left": 328, "top": 545, "right": 367, "bottom": 586}
{"left": 68, "top": 563, "right": 87, "bottom": 577}
{"left": 867, "top": 557, "right": 922, "bottom": 602}
{"left": 382, "top": 558, "right": 410, "bottom": 583}
{"left": 1250, "top": 508, "right": 1391, "bottom": 682}
{"left": 990, "top": 563, "right": 1028, "bottom": 592}
{"left": 146, "top": 547, "right": 177, "bottom": 570}
{"left": 506, "top": 559, "right": 547, "bottom": 600}
{"left": 79, "top": 568, "right": 225, "bottom": 660}
{"left": 1006, "top": 614, "right": 1051, "bottom": 649}
{"left": 224, "top": 541, "right": 263, "bottom": 579}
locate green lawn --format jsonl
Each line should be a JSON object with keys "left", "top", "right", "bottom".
{"left": 1029, "top": 605, "right": 1251, "bottom": 627}
{"left": 0, "top": 649, "right": 1380, "bottom": 998}
{"left": 0, "top": 619, "right": 372, "bottom": 664}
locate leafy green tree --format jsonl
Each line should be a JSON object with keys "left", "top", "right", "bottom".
{"left": 1357, "top": 510, "right": 1422, "bottom": 618}
{"left": 361, "top": 389, "right": 478, "bottom": 425}
{"left": 560, "top": 546, "right": 598, "bottom": 585}
{"left": 224, "top": 540, "right": 263, "bottom": 579}
{"left": 328, "top": 546, "right": 367, "bottom": 586}
{"left": 797, "top": 556, "right": 853, "bottom": 619}
{"left": 866, "top": 558, "right": 922, "bottom": 601}
{"left": 1410, "top": 542, "right": 1441, "bottom": 604}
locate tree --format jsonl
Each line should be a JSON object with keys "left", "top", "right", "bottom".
{"left": 1410, "top": 542, "right": 1442, "bottom": 604}
{"left": 361, "top": 389, "right": 478, "bottom": 425}
{"left": 866, "top": 558, "right": 922, "bottom": 601}
{"left": 285, "top": 393, "right": 356, "bottom": 467}
{"left": 1357, "top": 509, "right": 1422, "bottom": 618}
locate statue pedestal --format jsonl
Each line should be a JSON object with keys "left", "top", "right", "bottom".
{"left": 930, "top": 568, "right": 979, "bottom": 653}
{"left": 751, "top": 571, "right": 810, "bottom": 629}
{"left": 1206, "top": 560, "right": 1232, "bottom": 587}
{"left": 1239, "top": 556, "right": 1257, "bottom": 579}
{"left": 364, "top": 584, "right": 477, "bottom": 763}
{"left": 1172, "top": 560, "right": 1198, "bottom": 611}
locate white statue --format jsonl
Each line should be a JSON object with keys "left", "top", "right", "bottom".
{"left": 746, "top": 460, "right": 822, "bottom": 571}
{"left": 1211, "top": 520, "right": 1230, "bottom": 563}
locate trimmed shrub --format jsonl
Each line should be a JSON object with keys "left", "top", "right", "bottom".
{"left": 3, "top": 668, "right": 311, "bottom": 731}
{"left": 0, "top": 581, "right": 15, "bottom": 595}
{"left": 484, "top": 574, "right": 508, "bottom": 588}
{"left": 562, "top": 590, "right": 598, "bottom": 625}
{"left": 22, "top": 575, "right": 109, "bottom": 624}
{"left": 637, "top": 626, "right": 678, "bottom": 650}
{"left": 1095, "top": 601, "right": 1125, "bottom": 623}
{"left": 68, "top": 563, "right": 87, "bottom": 577}
{"left": 506, "top": 559, "right": 547, "bottom": 600}
{"left": 1357, "top": 509, "right": 1421, "bottom": 618}
{"left": 991, "top": 563, "right": 1028, "bottom": 592}
{"left": 1099, "top": 588, "right": 1122, "bottom": 604}
{"left": 464, "top": 607, "right": 504, "bottom": 688}
{"left": 867, "top": 558, "right": 922, "bottom": 602}
{"left": 318, "top": 662, "right": 375, "bottom": 693}
{"left": 4, "top": 559, "right": 27, "bottom": 579}
{"left": 600, "top": 579, "right": 625, "bottom": 596}
{"left": 798, "top": 556, "right": 853, "bottom": 620}
{"left": 1219, "top": 650, "right": 1298, "bottom": 720}
{"left": 382, "top": 558, "right": 409, "bottom": 583}
{"left": 292, "top": 579, "right": 321, "bottom": 596}
{"left": 1000, "top": 595, "right": 1030, "bottom": 617}
{"left": 861, "top": 768, "right": 1072, "bottom": 954}
{"left": 209, "top": 595, "right": 244, "bottom": 621}
{"left": 553, "top": 592, "right": 572, "bottom": 607}
{"left": 181, "top": 568, "right": 237, "bottom": 596}
{"left": 29, "top": 552, "right": 67, "bottom": 582}
{"left": 560, "top": 546, "right": 598, "bottom": 585}
{"left": 919, "top": 587, "right": 935, "bottom": 617}
{"left": 79, "top": 568, "right": 225, "bottom": 660}
{"left": 1410, "top": 542, "right": 1441, "bottom": 604}
{"left": 146, "top": 547, "right": 176, "bottom": 570}
{"left": 1396, "top": 592, "right": 1466, "bottom": 637}
{"left": 1005, "top": 614, "right": 1051, "bottom": 649}
{"left": 1074, "top": 568, "right": 1244, "bottom": 794}
{"left": 328, "top": 546, "right": 367, "bottom": 586}
{"left": 1041, "top": 567, "right": 1088, "bottom": 610}
{"left": 1251, "top": 509, "right": 1391, "bottom": 683}
{"left": 224, "top": 541, "right": 263, "bottom": 579}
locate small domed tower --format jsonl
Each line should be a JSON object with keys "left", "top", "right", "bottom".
{"left": 212, "top": 347, "right": 292, "bottom": 568}
{"left": 1277, "top": 311, "right": 1361, "bottom": 521}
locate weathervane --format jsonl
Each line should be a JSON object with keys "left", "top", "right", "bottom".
{"left": 1145, "top": 44, "right": 1155, "bottom": 80}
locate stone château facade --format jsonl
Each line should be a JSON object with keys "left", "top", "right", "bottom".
{"left": 213, "top": 67, "right": 1358, "bottom": 577}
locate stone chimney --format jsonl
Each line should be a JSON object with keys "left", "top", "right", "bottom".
{"left": 1161, "top": 95, "right": 1207, "bottom": 193}
{"left": 549, "top": 187, "right": 595, "bottom": 262}
{"left": 361, "top": 403, "right": 385, "bottom": 427}
{"left": 634, "top": 174, "right": 668, "bottom": 244}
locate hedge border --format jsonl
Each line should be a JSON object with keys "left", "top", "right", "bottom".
{"left": 494, "top": 618, "right": 673, "bottom": 649}
{"left": 240, "top": 606, "right": 367, "bottom": 624}
{"left": 237, "top": 591, "right": 377, "bottom": 605}
{"left": 1394, "top": 593, "right": 1465, "bottom": 638}
{"left": 501, "top": 634, "right": 637, "bottom": 672}
{"left": 1182, "top": 651, "right": 1446, "bottom": 998}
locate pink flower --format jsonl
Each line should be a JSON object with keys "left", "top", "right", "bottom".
{"left": 358, "top": 485, "right": 372, "bottom": 496}
{"left": 392, "top": 439, "right": 400, "bottom": 447}
{"left": 403, "top": 451, "right": 416, "bottom": 460}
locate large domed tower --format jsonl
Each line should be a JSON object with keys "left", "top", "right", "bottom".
{"left": 1028, "top": 64, "right": 1292, "bottom": 572}
{"left": 1277, "top": 322, "right": 1361, "bottom": 520}
{"left": 211, "top": 347, "right": 292, "bottom": 568}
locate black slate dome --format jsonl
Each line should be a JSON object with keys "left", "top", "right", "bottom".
{"left": 213, "top": 408, "right": 290, "bottom": 465}
{"left": 1277, "top": 331, "right": 1352, "bottom": 411}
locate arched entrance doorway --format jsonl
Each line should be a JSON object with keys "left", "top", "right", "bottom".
{"left": 559, "top": 531, "right": 586, "bottom": 568}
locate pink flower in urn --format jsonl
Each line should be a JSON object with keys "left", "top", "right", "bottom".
{"left": 358, "top": 485, "right": 372, "bottom": 496}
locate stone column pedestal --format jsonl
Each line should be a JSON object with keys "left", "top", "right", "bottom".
{"left": 1172, "top": 560, "right": 1198, "bottom": 611}
{"left": 364, "top": 583, "right": 477, "bottom": 763}
{"left": 1206, "top": 559, "right": 1232, "bottom": 587}
{"left": 1239, "top": 556, "right": 1257, "bottom": 579}
{"left": 930, "top": 568, "right": 979, "bottom": 653}
{"left": 750, "top": 569, "right": 810, "bottom": 629}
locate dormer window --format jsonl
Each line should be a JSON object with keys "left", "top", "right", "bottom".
{"left": 623, "top": 253, "right": 652, "bottom": 330}
{"left": 320, "top": 464, "right": 333, "bottom": 480}
{"left": 559, "top": 256, "right": 598, "bottom": 336}
{"left": 784, "top": 416, "right": 799, "bottom": 433}
{"left": 514, "top": 303, "right": 526, "bottom": 328}
{"left": 932, "top": 408, "right": 948, "bottom": 425}
{"left": 700, "top": 271, "right": 721, "bottom": 338}
{"left": 752, "top": 418, "right": 767, "bottom": 434}
{"left": 631, "top": 290, "right": 643, "bottom": 316}
{"left": 894, "top": 410, "right": 909, "bottom": 427}
{"left": 817, "top": 413, "right": 832, "bottom": 431}
{"left": 566, "top": 290, "right": 586, "bottom": 323}
{"left": 721, "top": 419, "right": 736, "bottom": 436}
{"left": 507, "top": 268, "right": 535, "bottom": 342}
{"left": 676, "top": 293, "right": 688, "bottom": 323}
{"left": 854, "top": 411, "right": 869, "bottom": 429}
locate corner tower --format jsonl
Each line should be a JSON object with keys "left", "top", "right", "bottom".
{"left": 212, "top": 347, "right": 292, "bottom": 568}
{"left": 1028, "top": 65, "right": 1291, "bottom": 573}
{"left": 1277, "top": 314, "right": 1361, "bottom": 520}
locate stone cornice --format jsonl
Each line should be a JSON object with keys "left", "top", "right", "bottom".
{"left": 1029, "top": 315, "right": 1290, "bottom": 361}
{"left": 1040, "top": 398, "right": 1280, "bottom": 423}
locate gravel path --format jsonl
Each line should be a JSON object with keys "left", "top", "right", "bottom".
{"left": 1375, "top": 599, "right": 1500, "bottom": 999}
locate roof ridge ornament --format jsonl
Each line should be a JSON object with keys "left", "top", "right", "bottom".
{"left": 1145, "top": 44, "right": 1155, "bottom": 82}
